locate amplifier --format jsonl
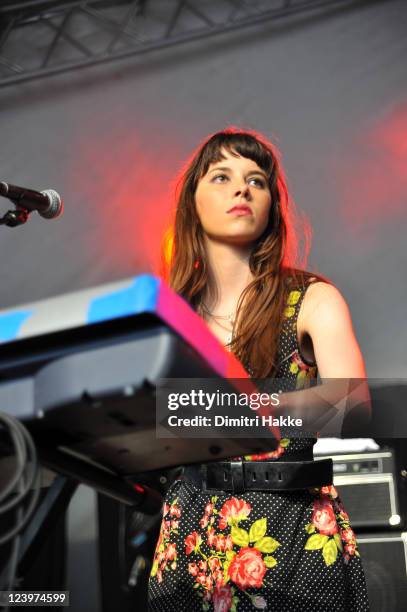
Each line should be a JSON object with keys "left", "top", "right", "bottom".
{"left": 357, "top": 532, "right": 407, "bottom": 612}
{"left": 316, "top": 450, "right": 402, "bottom": 529}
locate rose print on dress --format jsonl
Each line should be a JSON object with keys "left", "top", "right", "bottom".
{"left": 228, "top": 548, "right": 267, "bottom": 589}
{"left": 183, "top": 496, "right": 280, "bottom": 610}
{"left": 150, "top": 497, "right": 181, "bottom": 582}
{"left": 312, "top": 498, "right": 339, "bottom": 536}
{"left": 218, "top": 498, "right": 251, "bottom": 529}
{"left": 212, "top": 584, "right": 233, "bottom": 612}
{"left": 305, "top": 486, "right": 361, "bottom": 566}
{"left": 288, "top": 351, "right": 317, "bottom": 389}
{"left": 332, "top": 492, "right": 361, "bottom": 564}
{"left": 242, "top": 437, "right": 290, "bottom": 462}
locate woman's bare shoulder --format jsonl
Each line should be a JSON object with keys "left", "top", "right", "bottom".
{"left": 300, "top": 280, "right": 352, "bottom": 331}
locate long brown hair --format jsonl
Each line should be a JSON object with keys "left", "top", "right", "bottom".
{"left": 167, "top": 128, "right": 314, "bottom": 377}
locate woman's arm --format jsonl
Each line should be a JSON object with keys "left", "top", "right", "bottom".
{"left": 299, "top": 281, "right": 366, "bottom": 378}
{"left": 275, "top": 282, "right": 370, "bottom": 434}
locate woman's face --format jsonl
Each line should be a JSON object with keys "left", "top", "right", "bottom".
{"left": 195, "top": 149, "right": 272, "bottom": 246}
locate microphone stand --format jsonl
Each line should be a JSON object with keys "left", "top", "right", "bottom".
{"left": 0, "top": 206, "right": 30, "bottom": 227}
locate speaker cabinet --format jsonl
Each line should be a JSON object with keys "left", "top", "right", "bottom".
{"left": 357, "top": 532, "right": 407, "bottom": 611}
{"left": 317, "top": 450, "right": 403, "bottom": 529}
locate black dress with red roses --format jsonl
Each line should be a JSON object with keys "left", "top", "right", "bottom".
{"left": 148, "top": 279, "right": 370, "bottom": 611}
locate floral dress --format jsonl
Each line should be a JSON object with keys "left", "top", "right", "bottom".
{"left": 148, "top": 279, "right": 370, "bottom": 611}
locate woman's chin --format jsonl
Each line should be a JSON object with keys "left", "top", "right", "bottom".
{"left": 209, "top": 230, "right": 265, "bottom": 247}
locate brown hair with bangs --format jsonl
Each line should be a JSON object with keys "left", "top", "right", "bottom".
{"left": 168, "top": 128, "right": 315, "bottom": 377}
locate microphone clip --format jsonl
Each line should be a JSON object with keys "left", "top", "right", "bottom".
{"left": 0, "top": 206, "right": 30, "bottom": 228}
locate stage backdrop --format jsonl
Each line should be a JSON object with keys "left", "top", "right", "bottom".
{"left": 1, "top": 2, "right": 406, "bottom": 609}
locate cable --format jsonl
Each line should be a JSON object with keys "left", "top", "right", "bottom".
{"left": 0, "top": 412, "right": 41, "bottom": 597}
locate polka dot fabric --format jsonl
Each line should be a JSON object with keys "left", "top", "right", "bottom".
{"left": 148, "top": 278, "right": 370, "bottom": 611}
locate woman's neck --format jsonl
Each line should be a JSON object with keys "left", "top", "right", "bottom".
{"left": 203, "top": 238, "right": 253, "bottom": 312}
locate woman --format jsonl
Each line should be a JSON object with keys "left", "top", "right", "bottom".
{"left": 148, "top": 129, "right": 369, "bottom": 611}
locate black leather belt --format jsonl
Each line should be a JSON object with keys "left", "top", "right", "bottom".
{"left": 182, "top": 458, "right": 333, "bottom": 493}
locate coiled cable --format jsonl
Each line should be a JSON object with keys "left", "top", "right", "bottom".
{"left": 0, "top": 412, "right": 41, "bottom": 597}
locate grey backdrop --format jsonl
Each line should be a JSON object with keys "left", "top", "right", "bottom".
{"left": 1, "top": 2, "right": 406, "bottom": 608}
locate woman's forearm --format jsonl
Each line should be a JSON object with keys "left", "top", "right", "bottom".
{"left": 272, "top": 379, "right": 371, "bottom": 435}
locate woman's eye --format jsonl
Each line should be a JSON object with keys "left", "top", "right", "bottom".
{"left": 212, "top": 174, "right": 228, "bottom": 182}
{"left": 248, "top": 177, "right": 266, "bottom": 188}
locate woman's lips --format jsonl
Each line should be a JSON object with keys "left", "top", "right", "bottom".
{"left": 227, "top": 205, "right": 253, "bottom": 216}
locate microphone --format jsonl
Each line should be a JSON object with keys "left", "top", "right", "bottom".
{"left": 0, "top": 181, "right": 63, "bottom": 219}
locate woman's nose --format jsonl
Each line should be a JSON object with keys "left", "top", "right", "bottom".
{"left": 234, "top": 182, "right": 251, "bottom": 199}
